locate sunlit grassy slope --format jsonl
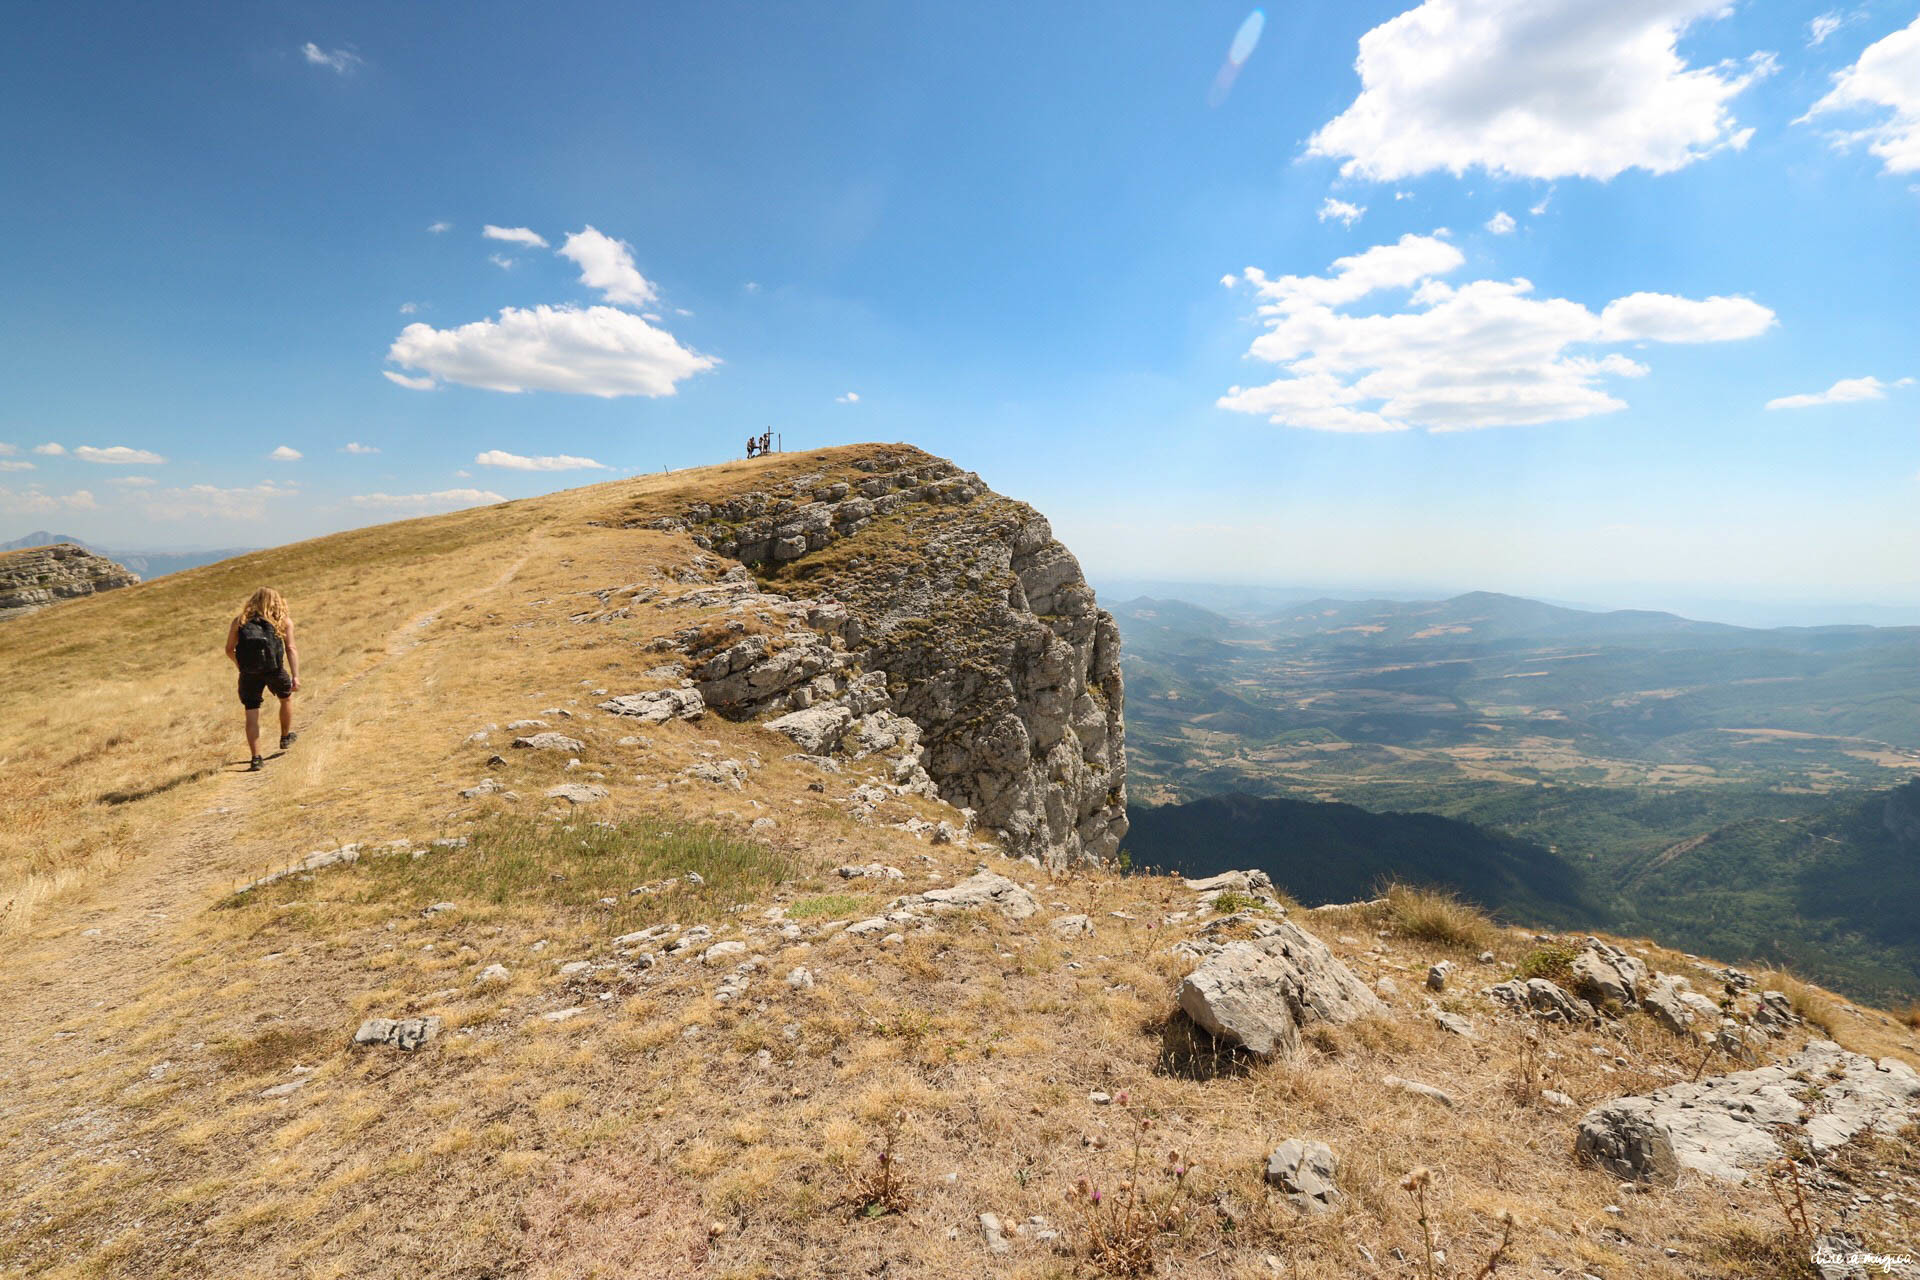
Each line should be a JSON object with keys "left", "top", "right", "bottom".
{"left": 1, "top": 443, "right": 1916, "bottom": 1280}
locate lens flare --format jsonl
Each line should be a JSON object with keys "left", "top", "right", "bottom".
{"left": 1209, "top": 9, "right": 1266, "bottom": 107}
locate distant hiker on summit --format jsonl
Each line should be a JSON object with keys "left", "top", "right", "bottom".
{"left": 224, "top": 587, "right": 300, "bottom": 772}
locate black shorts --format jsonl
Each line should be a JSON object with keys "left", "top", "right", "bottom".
{"left": 239, "top": 668, "right": 294, "bottom": 710}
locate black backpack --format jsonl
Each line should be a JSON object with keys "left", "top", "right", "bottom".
{"left": 235, "top": 618, "right": 283, "bottom": 675}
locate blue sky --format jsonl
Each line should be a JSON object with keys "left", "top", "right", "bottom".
{"left": 3, "top": 1, "right": 1917, "bottom": 618}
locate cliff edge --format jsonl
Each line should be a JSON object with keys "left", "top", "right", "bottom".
{"left": 641, "top": 445, "right": 1127, "bottom": 865}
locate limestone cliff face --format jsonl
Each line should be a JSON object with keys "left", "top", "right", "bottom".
{"left": 0, "top": 544, "right": 140, "bottom": 621}
{"left": 645, "top": 447, "right": 1127, "bottom": 865}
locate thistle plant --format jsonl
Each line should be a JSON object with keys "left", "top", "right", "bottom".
{"left": 1065, "top": 1091, "right": 1196, "bottom": 1276}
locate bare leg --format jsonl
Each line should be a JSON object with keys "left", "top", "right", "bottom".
{"left": 279, "top": 696, "right": 294, "bottom": 742}
{"left": 245, "top": 707, "right": 262, "bottom": 759}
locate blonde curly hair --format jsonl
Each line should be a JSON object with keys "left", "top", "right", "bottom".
{"left": 237, "top": 587, "right": 292, "bottom": 638}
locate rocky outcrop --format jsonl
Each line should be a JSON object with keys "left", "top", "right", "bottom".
{"left": 1576, "top": 1041, "right": 1920, "bottom": 1184}
{"left": 0, "top": 543, "right": 139, "bottom": 620}
{"left": 642, "top": 448, "right": 1126, "bottom": 865}
{"left": 1175, "top": 922, "right": 1383, "bottom": 1059}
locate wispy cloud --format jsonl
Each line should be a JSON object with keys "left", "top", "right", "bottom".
{"left": 347, "top": 488, "right": 505, "bottom": 512}
{"left": 1764, "top": 375, "right": 1898, "bottom": 409}
{"left": 110, "top": 475, "right": 155, "bottom": 487}
{"left": 145, "top": 482, "right": 296, "bottom": 521}
{"left": 473, "top": 449, "right": 607, "bottom": 471}
{"left": 341, "top": 442, "right": 381, "bottom": 454}
{"left": 482, "top": 225, "right": 549, "bottom": 249}
{"left": 1, "top": 486, "right": 96, "bottom": 513}
{"left": 427, "top": 221, "right": 451, "bottom": 235}
{"left": 301, "top": 42, "right": 363, "bottom": 75}
{"left": 75, "top": 445, "right": 165, "bottom": 465}
{"left": 33, "top": 443, "right": 66, "bottom": 456}
{"left": 1485, "top": 210, "right": 1517, "bottom": 234}
{"left": 399, "top": 301, "right": 420, "bottom": 314}
{"left": 1317, "top": 197, "right": 1366, "bottom": 227}
{"left": 0, "top": 460, "right": 34, "bottom": 472}
{"left": 836, "top": 391, "right": 861, "bottom": 404}
{"left": 488, "top": 253, "right": 517, "bottom": 270}
{"left": 382, "top": 370, "right": 437, "bottom": 390}
{"left": 1801, "top": 14, "right": 1920, "bottom": 175}
{"left": 1809, "top": 12, "right": 1846, "bottom": 46}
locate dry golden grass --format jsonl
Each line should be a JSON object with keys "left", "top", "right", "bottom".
{"left": 2, "top": 444, "right": 1917, "bottom": 1279}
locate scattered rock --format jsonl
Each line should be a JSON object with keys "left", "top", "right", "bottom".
{"left": 1641, "top": 978, "right": 1696, "bottom": 1036}
{"left": 1382, "top": 1075, "right": 1455, "bottom": 1107}
{"left": 598, "top": 688, "right": 705, "bottom": 723}
{"left": 259, "top": 1080, "right": 307, "bottom": 1099}
{"left": 512, "top": 732, "right": 584, "bottom": 753}
{"left": 1541, "top": 1089, "right": 1575, "bottom": 1109}
{"left": 684, "top": 759, "right": 747, "bottom": 790}
{"left": 474, "top": 963, "right": 511, "bottom": 987}
{"left": 1175, "top": 921, "right": 1384, "bottom": 1059}
{"left": 1484, "top": 978, "right": 1596, "bottom": 1025}
{"left": 893, "top": 871, "right": 1039, "bottom": 920}
{"left": 835, "top": 862, "right": 905, "bottom": 881}
{"left": 1264, "top": 1139, "right": 1341, "bottom": 1213}
{"left": 1433, "top": 1010, "right": 1475, "bottom": 1038}
{"left": 763, "top": 704, "right": 853, "bottom": 754}
{"left": 1577, "top": 1041, "right": 1920, "bottom": 1184}
{"left": 1570, "top": 939, "right": 1647, "bottom": 1009}
{"left": 1426, "top": 961, "right": 1453, "bottom": 992}
{"left": 1050, "top": 913, "right": 1094, "bottom": 939}
{"left": 786, "top": 967, "right": 814, "bottom": 991}
{"left": 978, "top": 1212, "right": 1011, "bottom": 1255}
{"left": 542, "top": 1007, "right": 586, "bottom": 1023}
{"left": 352, "top": 1017, "right": 441, "bottom": 1052}
{"left": 703, "top": 940, "right": 749, "bottom": 965}
{"left": 545, "top": 783, "right": 608, "bottom": 805}
{"left": 461, "top": 779, "right": 505, "bottom": 798}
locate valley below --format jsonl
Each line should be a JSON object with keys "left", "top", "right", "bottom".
{"left": 1114, "top": 591, "right": 1920, "bottom": 1003}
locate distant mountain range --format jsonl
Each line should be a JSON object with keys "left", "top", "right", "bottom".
{"left": 2, "top": 531, "right": 256, "bottom": 580}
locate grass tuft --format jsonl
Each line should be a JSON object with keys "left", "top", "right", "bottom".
{"left": 1383, "top": 882, "right": 1497, "bottom": 952}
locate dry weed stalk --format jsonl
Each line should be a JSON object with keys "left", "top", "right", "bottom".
{"left": 1401, "top": 1166, "right": 1437, "bottom": 1280}
{"left": 1508, "top": 1029, "right": 1542, "bottom": 1106}
{"left": 1765, "top": 1156, "right": 1815, "bottom": 1245}
{"left": 1066, "top": 1091, "right": 1195, "bottom": 1276}
{"left": 849, "top": 1109, "right": 912, "bottom": 1218}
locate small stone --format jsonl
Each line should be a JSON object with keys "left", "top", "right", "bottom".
{"left": 979, "top": 1212, "right": 1011, "bottom": 1255}
{"left": 703, "top": 940, "right": 749, "bottom": 964}
{"left": 1050, "top": 913, "right": 1094, "bottom": 939}
{"left": 542, "top": 1007, "right": 586, "bottom": 1023}
{"left": 474, "top": 963, "right": 511, "bottom": 986}
{"left": 1088, "top": 1091, "right": 1112, "bottom": 1105}
{"left": 1265, "top": 1138, "right": 1341, "bottom": 1213}
{"left": 1541, "top": 1089, "right": 1576, "bottom": 1109}
{"left": 1427, "top": 961, "right": 1453, "bottom": 992}
{"left": 559, "top": 960, "right": 593, "bottom": 977}
{"left": 1381, "top": 1075, "right": 1455, "bottom": 1107}
{"left": 545, "top": 783, "right": 608, "bottom": 805}
{"left": 786, "top": 967, "right": 815, "bottom": 990}
{"left": 423, "top": 901, "right": 457, "bottom": 916}
{"left": 259, "top": 1080, "right": 306, "bottom": 1099}
{"left": 511, "top": 732, "right": 584, "bottom": 753}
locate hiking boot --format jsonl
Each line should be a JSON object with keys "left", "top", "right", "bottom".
{"left": 280, "top": 732, "right": 298, "bottom": 751}
{"left": 249, "top": 755, "right": 265, "bottom": 772}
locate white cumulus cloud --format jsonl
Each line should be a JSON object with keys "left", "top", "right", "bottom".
{"left": 1317, "top": 197, "right": 1367, "bottom": 227}
{"left": 1802, "top": 15, "right": 1920, "bottom": 174}
{"left": 1, "top": 486, "right": 97, "bottom": 513}
{"left": 270, "top": 445, "right": 303, "bottom": 461}
{"left": 557, "top": 226, "right": 657, "bottom": 306}
{"left": 1218, "top": 232, "right": 1774, "bottom": 432}
{"left": 473, "top": 449, "right": 607, "bottom": 471}
{"left": 301, "top": 43, "right": 362, "bottom": 74}
{"left": 75, "top": 445, "right": 166, "bottom": 465}
{"left": 483, "top": 225, "right": 549, "bottom": 249}
{"left": 1486, "top": 210, "right": 1517, "bottom": 234}
{"left": 836, "top": 391, "right": 860, "bottom": 404}
{"left": 1308, "top": 0, "right": 1773, "bottom": 181}
{"left": 1764, "top": 375, "right": 1893, "bottom": 409}
{"left": 386, "top": 304, "right": 717, "bottom": 398}
{"left": 342, "top": 442, "right": 381, "bottom": 454}
{"left": 33, "top": 443, "right": 66, "bottom": 455}
{"left": 347, "top": 489, "right": 505, "bottom": 512}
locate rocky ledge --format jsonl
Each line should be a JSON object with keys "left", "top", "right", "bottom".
{"left": 0, "top": 543, "right": 139, "bottom": 621}
{"left": 638, "top": 447, "right": 1127, "bottom": 865}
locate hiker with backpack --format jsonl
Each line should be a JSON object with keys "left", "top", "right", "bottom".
{"left": 225, "top": 587, "right": 300, "bottom": 772}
